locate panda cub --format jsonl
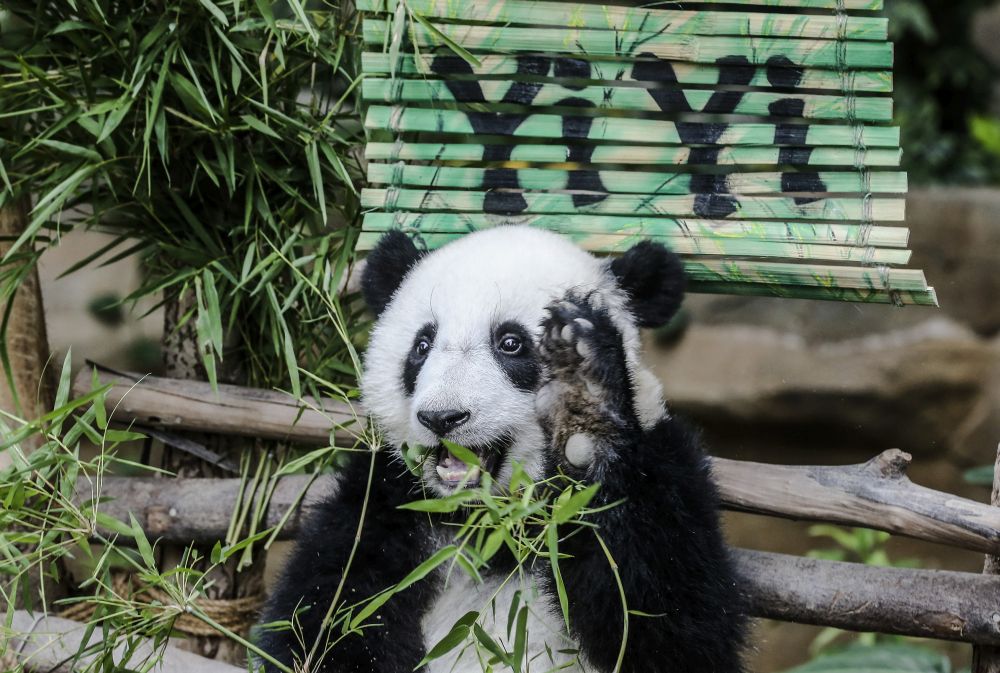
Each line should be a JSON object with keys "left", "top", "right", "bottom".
{"left": 258, "top": 227, "right": 746, "bottom": 673}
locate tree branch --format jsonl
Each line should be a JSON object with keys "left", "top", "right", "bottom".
{"left": 68, "top": 473, "right": 1000, "bottom": 647}
{"left": 76, "top": 370, "right": 1000, "bottom": 555}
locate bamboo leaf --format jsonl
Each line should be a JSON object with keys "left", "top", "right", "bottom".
{"left": 198, "top": 0, "right": 230, "bottom": 25}
{"left": 547, "top": 524, "right": 571, "bottom": 629}
{"left": 407, "top": 10, "right": 481, "bottom": 68}
{"left": 553, "top": 483, "right": 600, "bottom": 525}
{"left": 417, "top": 610, "right": 478, "bottom": 667}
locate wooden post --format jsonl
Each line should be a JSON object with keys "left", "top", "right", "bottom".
{"left": 972, "top": 443, "right": 1000, "bottom": 673}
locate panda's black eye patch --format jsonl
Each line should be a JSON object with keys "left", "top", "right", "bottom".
{"left": 492, "top": 321, "right": 539, "bottom": 391}
{"left": 402, "top": 323, "right": 436, "bottom": 396}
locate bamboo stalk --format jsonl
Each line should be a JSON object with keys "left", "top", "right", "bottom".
{"left": 364, "top": 142, "right": 904, "bottom": 167}
{"left": 361, "top": 54, "right": 894, "bottom": 93}
{"left": 358, "top": 0, "right": 889, "bottom": 40}
{"left": 364, "top": 106, "right": 902, "bottom": 147}
{"left": 367, "top": 0, "right": 885, "bottom": 10}
{"left": 365, "top": 165, "right": 908, "bottom": 195}
{"left": 362, "top": 79, "right": 893, "bottom": 122}
{"left": 359, "top": 188, "right": 907, "bottom": 221}
{"left": 363, "top": 20, "right": 895, "bottom": 68}
{"left": 355, "top": 230, "right": 911, "bottom": 264}
{"left": 361, "top": 213, "right": 912, "bottom": 248}
{"left": 687, "top": 281, "right": 938, "bottom": 306}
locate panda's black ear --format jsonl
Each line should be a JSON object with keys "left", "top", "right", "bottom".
{"left": 361, "top": 231, "right": 423, "bottom": 316}
{"left": 609, "top": 241, "right": 686, "bottom": 328}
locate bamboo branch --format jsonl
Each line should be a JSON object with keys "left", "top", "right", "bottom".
{"left": 75, "top": 371, "right": 1000, "bottom": 555}
{"left": 2, "top": 611, "right": 244, "bottom": 673}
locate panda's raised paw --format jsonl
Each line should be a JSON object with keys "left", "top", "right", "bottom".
{"left": 536, "top": 292, "right": 638, "bottom": 474}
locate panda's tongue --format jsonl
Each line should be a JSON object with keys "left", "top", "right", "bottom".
{"left": 435, "top": 449, "right": 481, "bottom": 485}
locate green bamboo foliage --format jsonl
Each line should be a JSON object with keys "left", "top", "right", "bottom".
{"left": 358, "top": 0, "right": 935, "bottom": 306}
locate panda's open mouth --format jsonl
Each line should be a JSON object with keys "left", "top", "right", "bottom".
{"left": 432, "top": 435, "right": 512, "bottom": 488}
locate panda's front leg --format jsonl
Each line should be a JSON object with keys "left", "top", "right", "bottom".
{"left": 536, "top": 291, "right": 641, "bottom": 479}
{"left": 536, "top": 292, "right": 746, "bottom": 673}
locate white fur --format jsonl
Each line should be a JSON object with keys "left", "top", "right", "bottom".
{"left": 362, "top": 227, "right": 666, "bottom": 494}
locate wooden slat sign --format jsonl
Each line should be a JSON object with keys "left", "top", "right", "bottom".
{"left": 357, "top": 0, "right": 937, "bottom": 306}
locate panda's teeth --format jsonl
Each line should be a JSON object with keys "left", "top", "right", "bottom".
{"left": 435, "top": 464, "right": 481, "bottom": 484}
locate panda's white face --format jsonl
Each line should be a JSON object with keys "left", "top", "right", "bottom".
{"left": 361, "top": 227, "right": 668, "bottom": 496}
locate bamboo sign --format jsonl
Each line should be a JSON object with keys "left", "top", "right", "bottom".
{"left": 357, "top": 0, "right": 937, "bottom": 306}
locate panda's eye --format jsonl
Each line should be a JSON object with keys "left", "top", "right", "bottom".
{"left": 497, "top": 334, "right": 523, "bottom": 355}
{"left": 413, "top": 337, "right": 431, "bottom": 358}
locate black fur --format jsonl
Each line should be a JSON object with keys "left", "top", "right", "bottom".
{"left": 402, "top": 323, "right": 436, "bottom": 396}
{"left": 256, "top": 452, "right": 436, "bottom": 673}
{"left": 260, "top": 257, "right": 745, "bottom": 673}
{"left": 610, "top": 241, "right": 686, "bottom": 328}
{"left": 538, "top": 293, "right": 746, "bottom": 672}
{"left": 362, "top": 231, "right": 424, "bottom": 316}
{"left": 491, "top": 320, "right": 541, "bottom": 392}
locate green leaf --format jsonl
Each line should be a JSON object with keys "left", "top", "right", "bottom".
{"left": 398, "top": 491, "right": 477, "bottom": 513}
{"left": 305, "top": 141, "right": 328, "bottom": 224}
{"left": 350, "top": 545, "right": 457, "bottom": 629}
{"left": 547, "top": 524, "right": 571, "bottom": 629}
{"left": 129, "top": 513, "right": 156, "bottom": 568}
{"left": 240, "top": 114, "right": 282, "bottom": 140}
{"left": 964, "top": 465, "right": 994, "bottom": 486}
{"left": 285, "top": 0, "right": 319, "bottom": 42}
{"left": 473, "top": 623, "right": 510, "bottom": 666}
{"left": 36, "top": 139, "right": 101, "bottom": 162}
{"left": 511, "top": 605, "right": 529, "bottom": 673}
{"left": 417, "top": 610, "right": 478, "bottom": 667}
{"left": 553, "top": 483, "right": 599, "bottom": 525}
{"left": 440, "top": 439, "right": 480, "bottom": 467}
{"left": 780, "top": 643, "right": 951, "bottom": 672}
{"left": 408, "top": 10, "right": 481, "bottom": 68}
{"left": 197, "top": 0, "right": 230, "bottom": 25}
{"left": 95, "top": 512, "right": 135, "bottom": 538}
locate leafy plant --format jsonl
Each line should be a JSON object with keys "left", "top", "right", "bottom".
{"left": 1, "top": 0, "right": 366, "bottom": 398}
{"left": 781, "top": 642, "right": 952, "bottom": 673}
{"left": 888, "top": 0, "right": 1000, "bottom": 184}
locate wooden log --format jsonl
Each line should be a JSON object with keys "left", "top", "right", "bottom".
{"left": 714, "top": 449, "right": 1000, "bottom": 556}
{"left": 973, "top": 443, "right": 1000, "bottom": 673}
{"left": 74, "top": 371, "right": 1000, "bottom": 556}
{"left": 3, "top": 611, "right": 244, "bottom": 673}
{"left": 736, "top": 549, "right": 1000, "bottom": 645}
{"left": 72, "top": 478, "right": 1000, "bottom": 646}
{"left": 75, "top": 369, "right": 361, "bottom": 446}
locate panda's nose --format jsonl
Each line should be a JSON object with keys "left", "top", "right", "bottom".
{"left": 417, "top": 409, "right": 471, "bottom": 436}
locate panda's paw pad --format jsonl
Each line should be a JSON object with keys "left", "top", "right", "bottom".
{"left": 540, "top": 293, "right": 626, "bottom": 390}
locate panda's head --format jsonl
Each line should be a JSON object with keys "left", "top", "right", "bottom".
{"left": 360, "top": 227, "right": 684, "bottom": 496}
